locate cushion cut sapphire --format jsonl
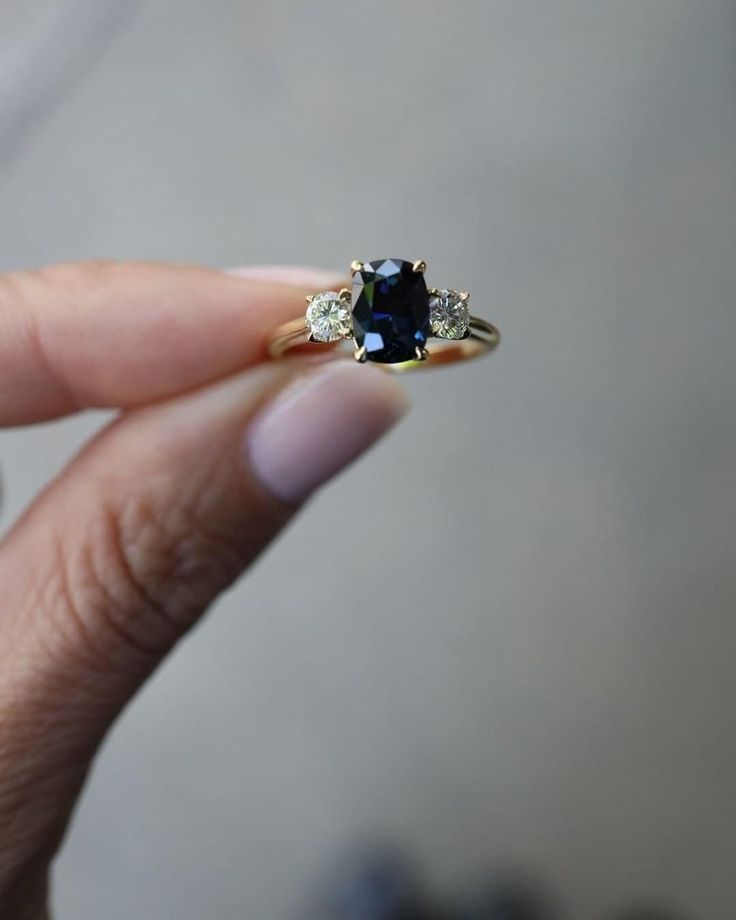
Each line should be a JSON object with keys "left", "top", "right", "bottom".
{"left": 351, "top": 259, "right": 430, "bottom": 364}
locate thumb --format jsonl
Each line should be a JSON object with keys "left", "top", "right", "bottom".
{"left": 0, "top": 358, "right": 407, "bottom": 908}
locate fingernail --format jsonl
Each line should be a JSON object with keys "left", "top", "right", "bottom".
{"left": 247, "top": 361, "right": 409, "bottom": 504}
{"left": 226, "top": 265, "right": 347, "bottom": 289}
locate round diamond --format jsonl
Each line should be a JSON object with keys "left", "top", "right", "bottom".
{"left": 430, "top": 289, "right": 470, "bottom": 339}
{"left": 306, "top": 291, "right": 352, "bottom": 342}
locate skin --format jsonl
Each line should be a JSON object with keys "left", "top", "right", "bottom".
{"left": 0, "top": 261, "right": 409, "bottom": 919}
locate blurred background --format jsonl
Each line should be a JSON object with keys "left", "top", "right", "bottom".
{"left": 1, "top": 1, "right": 735, "bottom": 918}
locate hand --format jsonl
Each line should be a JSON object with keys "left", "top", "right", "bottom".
{"left": 0, "top": 261, "right": 408, "bottom": 919}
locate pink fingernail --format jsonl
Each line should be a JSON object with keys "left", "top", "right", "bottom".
{"left": 247, "top": 361, "right": 409, "bottom": 503}
{"left": 226, "top": 265, "right": 347, "bottom": 289}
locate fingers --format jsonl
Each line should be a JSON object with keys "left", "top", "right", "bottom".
{"left": 0, "top": 358, "right": 408, "bottom": 900}
{"left": 0, "top": 261, "right": 344, "bottom": 425}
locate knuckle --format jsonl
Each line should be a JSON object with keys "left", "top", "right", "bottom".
{"left": 7, "top": 260, "right": 119, "bottom": 303}
{"left": 1, "top": 260, "right": 152, "bottom": 315}
{"left": 28, "top": 259, "right": 124, "bottom": 289}
{"left": 112, "top": 487, "right": 246, "bottom": 628}
{"left": 0, "top": 261, "right": 143, "bottom": 416}
{"left": 45, "top": 486, "right": 246, "bottom": 666}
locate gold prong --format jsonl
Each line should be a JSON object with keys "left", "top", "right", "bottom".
{"left": 306, "top": 294, "right": 314, "bottom": 304}
{"left": 350, "top": 260, "right": 364, "bottom": 275}
{"left": 412, "top": 260, "right": 427, "bottom": 273}
{"left": 339, "top": 287, "right": 351, "bottom": 300}
{"left": 307, "top": 333, "right": 319, "bottom": 343}
{"left": 354, "top": 345, "right": 368, "bottom": 363}
{"left": 459, "top": 291, "right": 470, "bottom": 302}
{"left": 415, "top": 346, "right": 429, "bottom": 361}
{"left": 428, "top": 287, "right": 439, "bottom": 297}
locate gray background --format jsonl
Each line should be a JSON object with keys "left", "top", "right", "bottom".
{"left": 1, "top": 1, "right": 735, "bottom": 918}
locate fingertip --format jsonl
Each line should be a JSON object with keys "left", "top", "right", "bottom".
{"left": 246, "top": 360, "right": 410, "bottom": 504}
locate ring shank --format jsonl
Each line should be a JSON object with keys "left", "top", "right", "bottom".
{"left": 267, "top": 315, "right": 500, "bottom": 370}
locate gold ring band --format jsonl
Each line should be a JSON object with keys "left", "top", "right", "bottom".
{"left": 266, "top": 258, "right": 500, "bottom": 371}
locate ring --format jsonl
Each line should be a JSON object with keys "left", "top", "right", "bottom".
{"left": 267, "top": 258, "right": 500, "bottom": 370}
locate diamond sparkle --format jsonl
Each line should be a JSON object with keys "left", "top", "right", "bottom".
{"left": 430, "top": 289, "right": 470, "bottom": 339}
{"left": 306, "top": 291, "right": 352, "bottom": 342}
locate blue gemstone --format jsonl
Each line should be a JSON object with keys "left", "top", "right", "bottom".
{"left": 351, "top": 259, "right": 429, "bottom": 364}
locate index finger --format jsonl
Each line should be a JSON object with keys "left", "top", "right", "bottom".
{"left": 0, "top": 261, "right": 344, "bottom": 426}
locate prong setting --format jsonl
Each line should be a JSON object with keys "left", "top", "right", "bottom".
{"left": 412, "top": 260, "right": 427, "bottom": 273}
{"left": 415, "top": 346, "right": 429, "bottom": 361}
{"left": 350, "top": 260, "right": 364, "bottom": 275}
{"left": 354, "top": 345, "right": 368, "bottom": 363}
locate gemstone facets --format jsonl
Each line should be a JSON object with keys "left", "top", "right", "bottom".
{"left": 351, "top": 259, "right": 430, "bottom": 363}
{"left": 306, "top": 291, "right": 352, "bottom": 342}
{"left": 430, "top": 289, "right": 470, "bottom": 339}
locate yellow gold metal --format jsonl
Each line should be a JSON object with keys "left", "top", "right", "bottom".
{"left": 268, "top": 315, "right": 499, "bottom": 370}
{"left": 339, "top": 287, "right": 351, "bottom": 299}
{"left": 460, "top": 291, "right": 470, "bottom": 302}
{"left": 354, "top": 345, "right": 368, "bottom": 363}
{"left": 415, "top": 346, "right": 428, "bottom": 361}
{"left": 350, "top": 260, "right": 364, "bottom": 274}
{"left": 306, "top": 294, "right": 314, "bottom": 304}
{"left": 412, "top": 260, "right": 427, "bottom": 273}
